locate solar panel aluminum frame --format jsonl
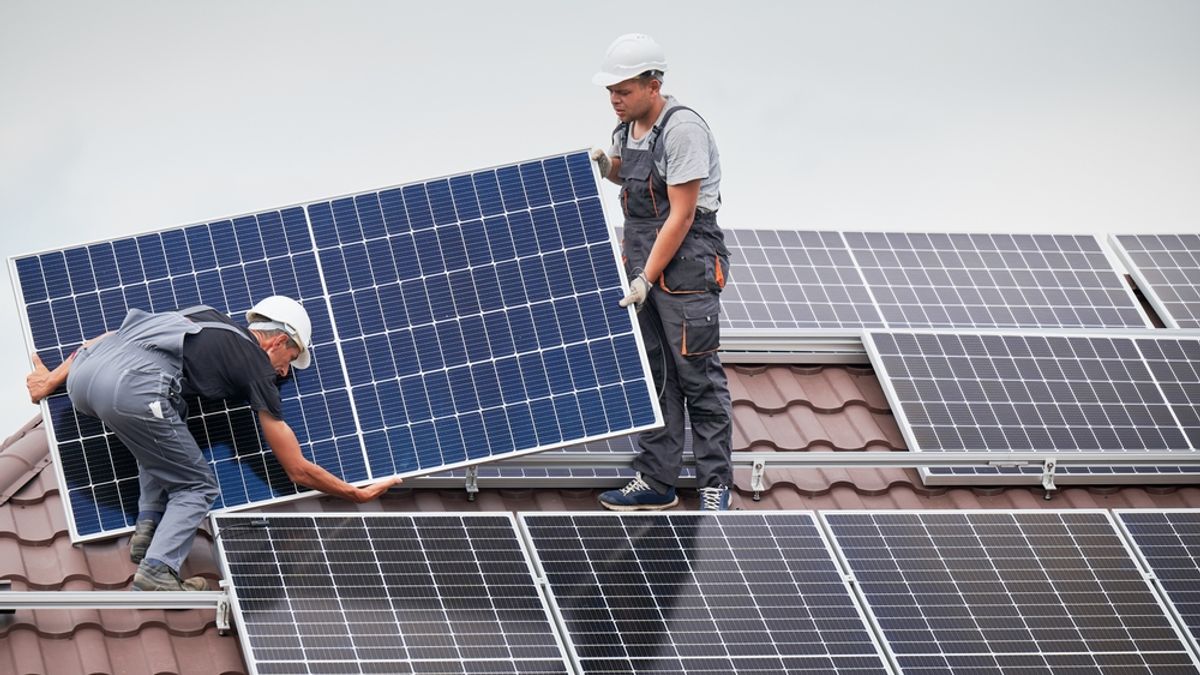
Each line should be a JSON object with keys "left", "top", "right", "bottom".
{"left": 862, "top": 327, "right": 1200, "bottom": 487}
{"left": 211, "top": 512, "right": 576, "bottom": 675}
{"left": 1114, "top": 508, "right": 1200, "bottom": 661}
{"left": 10, "top": 149, "right": 664, "bottom": 543}
{"left": 517, "top": 510, "right": 894, "bottom": 674}
{"left": 1110, "top": 234, "right": 1196, "bottom": 329}
{"left": 819, "top": 509, "right": 1200, "bottom": 673}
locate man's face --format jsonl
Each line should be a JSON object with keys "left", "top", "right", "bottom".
{"left": 264, "top": 334, "right": 300, "bottom": 378}
{"left": 607, "top": 77, "right": 657, "bottom": 123}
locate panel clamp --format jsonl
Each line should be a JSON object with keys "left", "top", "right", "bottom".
{"left": 465, "top": 465, "right": 480, "bottom": 501}
{"left": 1041, "top": 458, "right": 1057, "bottom": 499}
{"left": 750, "top": 460, "right": 767, "bottom": 501}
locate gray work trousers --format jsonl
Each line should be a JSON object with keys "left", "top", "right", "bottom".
{"left": 67, "top": 330, "right": 218, "bottom": 572}
{"left": 632, "top": 288, "right": 733, "bottom": 490}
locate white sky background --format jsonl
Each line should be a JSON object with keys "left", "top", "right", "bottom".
{"left": 1, "top": 0, "right": 1198, "bottom": 436}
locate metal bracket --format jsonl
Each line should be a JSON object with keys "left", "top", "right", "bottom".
{"left": 464, "top": 466, "right": 479, "bottom": 502}
{"left": 1041, "top": 459, "right": 1057, "bottom": 499}
{"left": 216, "top": 594, "right": 232, "bottom": 635}
{"left": 750, "top": 460, "right": 767, "bottom": 502}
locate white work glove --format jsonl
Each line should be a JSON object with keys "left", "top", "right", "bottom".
{"left": 590, "top": 147, "right": 612, "bottom": 179}
{"left": 619, "top": 271, "right": 651, "bottom": 311}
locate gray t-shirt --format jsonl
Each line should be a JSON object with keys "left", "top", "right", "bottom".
{"left": 608, "top": 95, "right": 722, "bottom": 212}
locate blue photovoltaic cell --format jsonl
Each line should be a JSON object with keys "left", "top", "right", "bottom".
{"left": 14, "top": 208, "right": 359, "bottom": 539}
{"left": 1118, "top": 510, "right": 1200, "bottom": 652}
{"left": 308, "top": 152, "right": 655, "bottom": 479}
{"left": 13, "top": 150, "right": 658, "bottom": 542}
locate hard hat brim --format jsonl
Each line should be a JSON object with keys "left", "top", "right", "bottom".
{"left": 593, "top": 71, "right": 634, "bottom": 87}
{"left": 292, "top": 348, "right": 311, "bottom": 370}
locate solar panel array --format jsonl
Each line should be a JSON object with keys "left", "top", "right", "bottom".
{"left": 1113, "top": 234, "right": 1200, "bottom": 329}
{"left": 521, "top": 512, "right": 891, "bottom": 674}
{"left": 864, "top": 330, "right": 1200, "bottom": 483}
{"left": 709, "top": 229, "right": 1151, "bottom": 337}
{"left": 1118, "top": 510, "right": 1200, "bottom": 655}
{"left": 214, "top": 514, "right": 571, "bottom": 675}
{"left": 823, "top": 510, "right": 1200, "bottom": 673}
{"left": 11, "top": 151, "right": 660, "bottom": 542}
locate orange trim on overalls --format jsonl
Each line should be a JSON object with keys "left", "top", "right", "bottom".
{"left": 714, "top": 255, "right": 725, "bottom": 288}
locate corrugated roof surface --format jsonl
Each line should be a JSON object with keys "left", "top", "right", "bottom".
{"left": 3, "top": 364, "right": 1200, "bottom": 675}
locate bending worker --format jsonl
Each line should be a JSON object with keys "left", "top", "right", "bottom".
{"left": 591, "top": 34, "right": 734, "bottom": 512}
{"left": 26, "top": 296, "right": 398, "bottom": 591}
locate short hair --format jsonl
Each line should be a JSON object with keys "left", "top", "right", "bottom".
{"left": 251, "top": 327, "right": 300, "bottom": 352}
{"left": 638, "top": 69, "right": 664, "bottom": 85}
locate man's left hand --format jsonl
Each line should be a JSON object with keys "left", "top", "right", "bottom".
{"left": 619, "top": 272, "right": 651, "bottom": 311}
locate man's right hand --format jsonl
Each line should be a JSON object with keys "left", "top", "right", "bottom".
{"left": 590, "top": 147, "right": 612, "bottom": 180}
{"left": 352, "top": 476, "right": 402, "bottom": 503}
{"left": 26, "top": 352, "right": 68, "bottom": 404}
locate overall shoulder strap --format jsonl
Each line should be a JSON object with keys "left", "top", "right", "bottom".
{"left": 178, "top": 306, "right": 256, "bottom": 343}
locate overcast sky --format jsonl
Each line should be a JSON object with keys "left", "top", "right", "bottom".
{"left": 1, "top": 0, "right": 1198, "bottom": 435}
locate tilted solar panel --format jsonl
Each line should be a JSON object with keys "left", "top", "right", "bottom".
{"left": 521, "top": 512, "right": 891, "bottom": 674}
{"left": 1113, "top": 234, "right": 1200, "bottom": 329}
{"left": 1117, "top": 509, "right": 1200, "bottom": 657}
{"left": 864, "top": 329, "right": 1200, "bottom": 485}
{"left": 214, "top": 513, "right": 572, "bottom": 675}
{"left": 11, "top": 151, "right": 661, "bottom": 542}
{"left": 823, "top": 510, "right": 1200, "bottom": 673}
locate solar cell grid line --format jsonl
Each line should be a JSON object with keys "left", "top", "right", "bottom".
{"left": 1112, "top": 234, "right": 1200, "bottom": 329}
{"left": 718, "top": 228, "right": 884, "bottom": 334}
{"left": 519, "top": 512, "right": 892, "bottom": 674}
{"left": 9, "top": 208, "right": 363, "bottom": 542}
{"left": 820, "top": 510, "right": 1200, "bottom": 674}
{"left": 306, "top": 151, "right": 660, "bottom": 482}
{"left": 1116, "top": 509, "right": 1200, "bottom": 658}
{"left": 213, "top": 513, "right": 573, "bottom": 675}
{"left": 843, "top": 230, "right": 1151, "bottom": 329}
{"left": 862, "top": 329, "right": 1200, "bottom": 486}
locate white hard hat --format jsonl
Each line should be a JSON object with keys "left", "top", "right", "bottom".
{"left": 246, "top": 295, "right": 313, "bottom": 370}
{"left": 592, "top": 33, "right": 667, "bottom": 87}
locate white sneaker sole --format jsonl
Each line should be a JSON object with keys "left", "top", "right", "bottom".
{"left": 598, "top": 496, "right": 680, "bottom": 512}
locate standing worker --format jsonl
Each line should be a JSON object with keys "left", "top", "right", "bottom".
{"left": 591, "top": 34, "right": 734, "bottom": 511}
{"left": 26, "top": 297, "right": 399, "bottom": 591}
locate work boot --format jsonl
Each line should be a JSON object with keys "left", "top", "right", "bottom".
{"left": 599, "top": 473, "right": 679, "bottom": 511}
{"left": 698, "top": 486, "right": 731, "bottom": 511}
{"left": 129, "top": 519, "right": 157, "bottom": 564}
{"left": 132, "top": 560, "right": 208, "bottom": 592}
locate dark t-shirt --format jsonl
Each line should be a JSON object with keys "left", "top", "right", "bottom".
{"left": 180, "top": 309, "right": 284, "bottom": 420}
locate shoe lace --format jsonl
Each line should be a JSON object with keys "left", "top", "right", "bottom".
{"left": 700, "top": 487, "right": 726, "bottom": 510}
{"left": 620, "top": 475, "right": 652, "bottom": 495}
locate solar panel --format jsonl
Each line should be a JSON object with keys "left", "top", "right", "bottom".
{"left": 11, "top": 208, "right": 356, "bottom": 540}
{"left": 864, "top": 329, "right": 1200, "bottom": 484}
{"left": 719, "top": 228, "right": 884, "bottom": 333}
{"left": 823, "top": 510, "right": 1200, "bottom": 673}
{"left": 11, "top": 150, "right": 661, "bottom": 542}
{"left": 214, "top": 513, "right": 572, "bottom": 675}
{"left": 521, "top": 512, "right": 891, "bottom": 674}
{"left": 1113, "top": 506, "right": 1200, "bottom": 653}
{"left": 844, "top": 231, "right": 1150, "bottom": 329}
{"left": 1112, "top": 234, "right": 1200, "bottom": 329}
{"left": 1117, "top": 509, "right": 1200, "bottom": 657}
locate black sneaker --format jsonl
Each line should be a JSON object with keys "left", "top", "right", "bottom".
{"left": 132, "top": 560, "right": 207, "bottom": 592}
{"left": 599, "top": 473, "right": 680, "bottom": 511}
{"left": 129, "top": 519, "right": 157, "bottom": 564}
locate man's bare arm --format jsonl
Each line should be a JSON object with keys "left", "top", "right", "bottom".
{"left": 259, "top": 410, "right": 399, "bottom": 502}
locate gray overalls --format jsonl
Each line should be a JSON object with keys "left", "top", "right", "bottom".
{"left": 67, "top": 306, "right": 253, "bottom": 571}
{"left": 616, "top": 106, "right": 734, "bottom": 490}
